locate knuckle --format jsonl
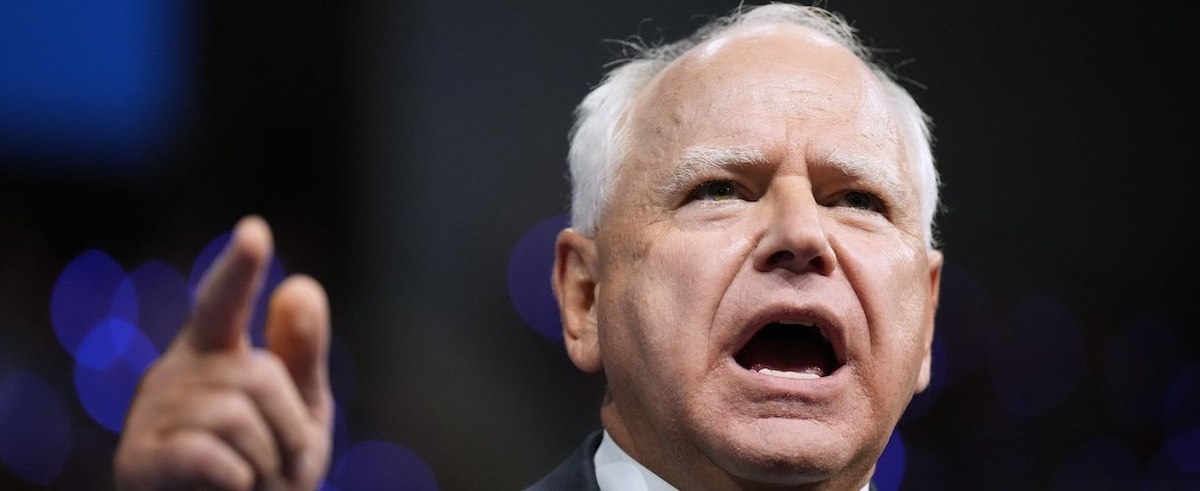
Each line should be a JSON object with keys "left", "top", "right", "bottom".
{"left": 191, "top": 394, "right": 280, "bottom": 481}
{"left": 172, "top": 432, "right": 254, "bottom": 491}
{"left": 205, "top": 391, "right": 259, "bottom": 433}
{"left": 280, "top": 430, "right": 310, "bottom": 458}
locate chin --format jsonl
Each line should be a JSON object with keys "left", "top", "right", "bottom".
{"left": 695, "top": 417, "right": 869, "bottom": 487}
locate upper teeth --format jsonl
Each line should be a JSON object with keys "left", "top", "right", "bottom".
{"left": 776, "top": 320, "right": 829, "bottom": 341}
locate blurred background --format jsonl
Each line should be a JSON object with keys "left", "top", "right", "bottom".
{"left": 1, "top": 1, "right": 1197, "bottom": 489}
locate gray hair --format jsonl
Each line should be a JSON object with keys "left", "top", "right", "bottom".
{"left": 566, "top": 2, "right": 941, "bottom": 249}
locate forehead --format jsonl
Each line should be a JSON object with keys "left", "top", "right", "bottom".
{"left": 627, "top": 23, "right": 903, "bottom": 171}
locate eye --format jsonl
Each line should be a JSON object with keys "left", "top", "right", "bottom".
{"left": 689, "top": 180, "right": 741, "bottom": 202}
{"left": 835, "top": 190, "right": 886, "bottom": 213}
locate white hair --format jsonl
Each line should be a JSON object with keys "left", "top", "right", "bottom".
{"left": 567, "top": 2, "right": 941, "bottom": 248}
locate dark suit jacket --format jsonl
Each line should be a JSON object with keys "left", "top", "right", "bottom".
{"left": 524, "top": 430, "right": 603, "bottom": 491}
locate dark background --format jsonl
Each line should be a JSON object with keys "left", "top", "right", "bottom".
{"left": 1, "top": 1, "right": 1197, "bottom": 489}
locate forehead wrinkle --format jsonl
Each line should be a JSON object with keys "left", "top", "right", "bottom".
{"left": 748, "top": 83, "right": 837, "bottom": 120}
{"left": 657, "top": 144, "right": 768, "bottom": 199}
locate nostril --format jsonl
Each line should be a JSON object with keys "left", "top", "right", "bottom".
{"left": 808, "top": 255, "right": 828, "bottom": 273}
{"left": 761, "top": 249, "right": 831, "bottom": 275}
{"left": 754, "top": 220, "right": 836, "bottom": 274}
{"left": 767, "top": 250, "right": 794, "bottom": 267}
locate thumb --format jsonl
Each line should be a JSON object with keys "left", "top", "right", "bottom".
{"left": 266, "top": 274, "right": 333, "bottom": 417}
{"left": 187, "top": 215, "right": 273, "bottom": 352}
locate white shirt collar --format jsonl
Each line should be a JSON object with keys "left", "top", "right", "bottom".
{"left": 594, "top": 430, "right": 678, "bottom": 491}
{"left": 593, "top": 430, "right": 871, "bottom": 491}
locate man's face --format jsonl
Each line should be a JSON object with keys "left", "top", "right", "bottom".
{"left": 555, "top": 24, "right": 942, "bottom": 489}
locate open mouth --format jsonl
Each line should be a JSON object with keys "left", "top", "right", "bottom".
{"left": 734, "top": 321, "right": 840, "bottom": 380}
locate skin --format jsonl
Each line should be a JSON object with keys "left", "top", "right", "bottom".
{"left": 114, "top": 216, "right": 333, "bottom": 491}
{"left": 113, "top": 21, "right": 938, "bottom": 491}
{"left": 553, "top": 24, "right": 942, "bottom": 490}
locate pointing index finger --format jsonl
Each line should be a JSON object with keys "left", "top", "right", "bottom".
{"left": 187, "top": 215, "right": 274, "bottom": 352}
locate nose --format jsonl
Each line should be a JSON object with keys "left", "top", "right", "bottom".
{"left": 751, "top": 181, "right": 836, "bottom": 276}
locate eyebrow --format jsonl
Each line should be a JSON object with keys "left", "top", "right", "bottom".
{"left": 821, "top": 148, "right": 908, "bottom": 204}
{"left": 659, "top": 145, "right": 768, "bottom": 198}
{"left": 659, "top": 144, "right": 910, "bottom": 204}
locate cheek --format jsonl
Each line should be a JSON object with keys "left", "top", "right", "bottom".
{"left": 649, "top": 226, "right": 755, "bottom": 320}
{"left": 601, "top": 227, "right": 753, "bottom": 375}
{"left": 837, "top": 234, "right": 931, "bottom": 364}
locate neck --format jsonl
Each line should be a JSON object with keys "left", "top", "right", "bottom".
{"left": 599, "top": 401, "right": 875, "bottom": 491}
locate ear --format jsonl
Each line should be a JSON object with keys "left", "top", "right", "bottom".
{"left": 915, "top": 249, "right": 943, "bottom": 393}
{"left": 552, "top": 228, "right": 603, "bottom": 373}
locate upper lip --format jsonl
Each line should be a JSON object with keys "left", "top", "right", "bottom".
{"left": 729, "top": 303, "right": 849, "bottom": 371}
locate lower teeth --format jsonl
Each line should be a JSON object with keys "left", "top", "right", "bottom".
{"left": 757, "top": 367, "right": 821, "bottom": 380}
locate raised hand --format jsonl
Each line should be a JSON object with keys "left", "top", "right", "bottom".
{"left": 114, "top": 216, "right": 333, "bottom": 490}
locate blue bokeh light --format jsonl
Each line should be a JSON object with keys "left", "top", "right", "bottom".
{"left": 506, "top": 214, "right": 568, "bottom": 341}
{"left": 989, "top": 293, "right": 1086, "bottom": 417}
{"left": 1164, "top": 429, "right": 1200, "bottom": 476}
{"left": 74, "top": 317, "right": 145, "bottom": 371}
{"left": 874, "top": 430, "right": 907, "bottom": 491}
{"left": 1161, "top": 362, "right": 1200, "bottom": 475}
{"left": 328, "top": 441, "right": 439, "bottom": 491}
{"left": 1101, "top": 307, "right": 1188, "bottom": 433}
{"left": 1142, "top": 443, "right": 1199, "bottom": 490}
{"left": 0, "top": 372, "right": 73, "bottom": 486}
{"left": 50, "top": 249, "right": 139, "bottom": 358}
{"left": 331, "top": 403, "right": 352, "bottom": 468}
{"left": 1048, "top": 437, "right": 1139, "bottom": 490}
{"left": 74, "top": 320, "right": 158, "bottom": 433}
{"left": 132, "top": 259, "right": 191, "bottom": 352}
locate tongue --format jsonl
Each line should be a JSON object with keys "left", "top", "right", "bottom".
{"left": 736, "top": 325, "right": 836, "bottom": 377}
